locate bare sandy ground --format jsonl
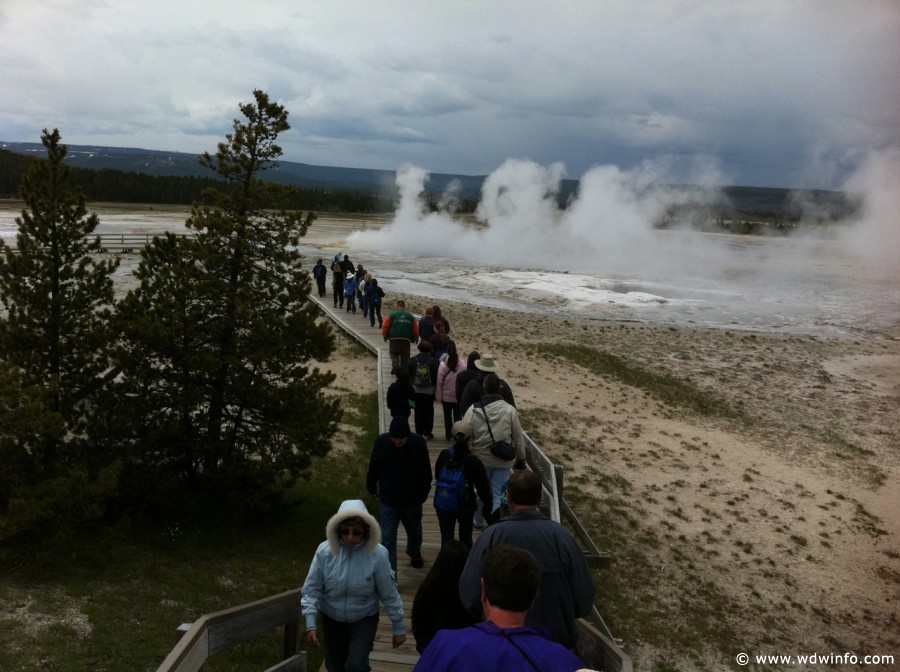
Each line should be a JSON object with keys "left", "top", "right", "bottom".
{"left": 306, "top": 291, "right": 900, "bottom": 670}
{"left": 308, "top": 285, "right": 900, "bottom": 670}
{"left": 104, "top": 216, "right": 899, "bottom": 670}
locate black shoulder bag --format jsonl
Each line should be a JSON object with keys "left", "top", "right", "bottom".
{"left": 480, "top": 405, "right": 516, "bottom": 461}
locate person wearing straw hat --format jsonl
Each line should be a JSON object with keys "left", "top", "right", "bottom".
{"left": 462, "top": 372, "right": 526, "bottom": 528}
{"left": 457, "top": 352, "right": 516, "bottom": 417}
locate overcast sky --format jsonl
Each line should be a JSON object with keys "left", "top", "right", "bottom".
{"left": 1, "top": 0, "right": 898, "bottom": 190}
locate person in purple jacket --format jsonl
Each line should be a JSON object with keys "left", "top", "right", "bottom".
{"left": 458, "top": 470, "right": 596, "bottom": 650}
{"left": 413, "top": 544, "right": 584, "bottom": 671}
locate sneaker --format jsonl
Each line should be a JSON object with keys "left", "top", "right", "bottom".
{"left": 410, "top": 556, "right": 424, "bottom": 569}
{"left": 424, "top": 433, "right": 434, "bottom": 440}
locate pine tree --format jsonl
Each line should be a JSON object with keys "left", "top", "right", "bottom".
{"left": 111, "top": 91, "right": 340, "bottom": 503}
{"left": 0, "top": 129, "right": 119, "bottom": 536}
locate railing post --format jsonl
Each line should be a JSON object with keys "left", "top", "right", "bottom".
{"left": 554, "top": 463, "right": 564, "bottom": 516}
{"left": 283, "top": 618, "right": 299, "bottom": 659}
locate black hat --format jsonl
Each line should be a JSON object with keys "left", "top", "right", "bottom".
{"left": 389, "top": 416, "right": 411, "bottom": 438}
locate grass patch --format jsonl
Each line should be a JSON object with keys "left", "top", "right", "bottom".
{"left": 805, "top": 422, "right": 877, "bottom": 459}
{"left": 565, "top": 479, "right": 746, "bottom": 670}
{"left": 537, "top": 344, "right": 743, "bottom": 420}
{"left": 0, "top": 391, "right": 380, "bottom": 672}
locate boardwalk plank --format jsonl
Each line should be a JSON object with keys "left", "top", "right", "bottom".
{"left": 305, "top": 294, "right": 628, "bottom": 672}
{"left": 308, "top": 295, "right": 459, "bottom": 671}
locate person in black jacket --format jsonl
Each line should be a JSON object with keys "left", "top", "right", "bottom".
{"left": 367, "top": 277, "right": 385, "bottom": 328}
{"left": 408, "top": 341, "right": 439, "bottom": 439}
{"left": 386, "top": 369, "right": 415, "bottom": 419}
{"left": 366, "top": 416, "right": 432, "bottom": 572}
{"left": 411, "top": 540, "right": 475, "bottom": 654}
{"left": 433, "top": 420, "right": 492, "bottom": 548}
{"left": 311, "top": 258, "right": 327, "bottom": 297}
{"left": 454, "top": 350, "right": 481, "bottom": 412}
{"left": 330, "top": 255, "right": 344, "bottom": 308}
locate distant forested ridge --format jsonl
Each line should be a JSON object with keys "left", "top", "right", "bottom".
{"left": 1, "top": 142, "right": 859, "bottom": 222}
{"left": 0, "top": 148, "right": 396, "bottom": 212}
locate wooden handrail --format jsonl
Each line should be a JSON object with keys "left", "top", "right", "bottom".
{"left": 154, "top": 296, "right": 632, "bottom": 672}
{"left": 576, "top": 618, "right": 633, "bottom": 672}
{"left": 308, "top": 294, "right": 628, "bottom": 668}
{"left": 93, "top": 233, "right": 193, "bottom": 253}
{"left": 156, "top": 588, "right": 303, "bottom": 672}
{"left": 3, "top": 233, "right": 193, "bottom": 253}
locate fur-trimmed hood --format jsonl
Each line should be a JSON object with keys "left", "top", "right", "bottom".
{"left": 325, "top": 499, "right": 381, "bottom": 555}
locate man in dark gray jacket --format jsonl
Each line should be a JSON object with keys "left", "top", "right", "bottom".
{"left": 458, "top": 469, "right": 596, "bottom": 650}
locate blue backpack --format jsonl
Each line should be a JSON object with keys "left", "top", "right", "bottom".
{"left": 434, "top": 448, "right": 468, "bottom": 512}
{"left": 369, "top": 286, "right": 383, "bottom": 306}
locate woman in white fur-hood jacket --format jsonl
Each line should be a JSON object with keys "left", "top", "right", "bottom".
{"left": 301, "top": 499, "right": 407, "bottom": 671}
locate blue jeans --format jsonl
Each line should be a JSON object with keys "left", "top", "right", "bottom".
{"left": 359, "top": 293, "right": 368, "bottom": 317}
{"left": 320, "top": 611, "right": 379, "bottom": 672}
{"left": 345, "top": 293, "right": 356, "bottom": 313}
{"left": 378, "top": 501, "right": 423, "bottom": 572}
{"left": 473, "top": 466, "right": 510, "bottom": 526}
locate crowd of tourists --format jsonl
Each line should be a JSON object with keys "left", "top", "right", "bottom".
{"left": 303, "top": 254, "right": 598, "bottom": 671}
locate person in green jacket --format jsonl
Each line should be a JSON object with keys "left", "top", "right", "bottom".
{"left": 381, "top": 299, "right": 419, "bottom": 375}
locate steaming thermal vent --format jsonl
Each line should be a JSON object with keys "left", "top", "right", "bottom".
{"left": 838, "top": 148, "right": 900, "bottom": 275}
{"left": 349, "top": 158, "right": 731, "bottom": 277}
{"left": 348, "top": 151, "right": 898, "bottom": 308}
{"left": 339, "top": 153, "right": 898, "bottom": 336}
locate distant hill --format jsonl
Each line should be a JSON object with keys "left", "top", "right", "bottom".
{"left": 0, "top": 140, "right": 489, "bottom": 200}
{"left": 1, "top": 140, "right": 857, "bottom": 222}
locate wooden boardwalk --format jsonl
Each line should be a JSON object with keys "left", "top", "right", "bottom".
{"left": 309, "top": 293, "right": 452, "bottom": 671}
{"left": 156, "top": 293, "right": 631, "bottom": 672}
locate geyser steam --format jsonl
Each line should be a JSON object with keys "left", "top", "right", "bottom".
{"left": 349, "top": 158, "right": 731, "bottom": 277}
{"left": 349, "top": 152, "right": 897, "bottom": 287}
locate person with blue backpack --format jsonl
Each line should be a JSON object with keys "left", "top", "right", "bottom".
{"left": 433, "top": 420, "right": 492, "bottom": 548}
{"left": 311, "top": 258, "right": 328, "bottom": 297}
{"left": 366, "top": 277, "right": 385, "bottom": 328}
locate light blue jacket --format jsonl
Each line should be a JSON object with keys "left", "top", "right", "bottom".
{"left": 344, "top": 276, "right": 358, "bottom": 297}
{"left": 301, "top": 500, "right": 405, "bottom": 636}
